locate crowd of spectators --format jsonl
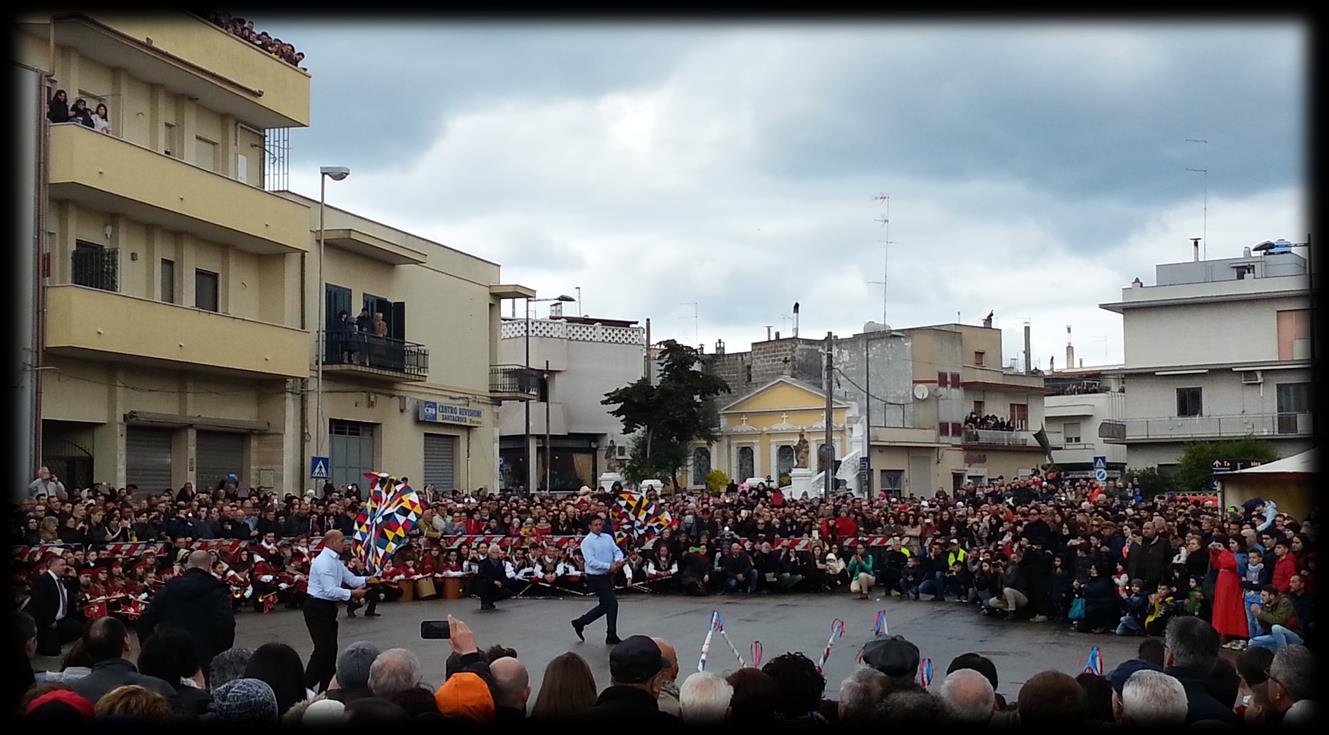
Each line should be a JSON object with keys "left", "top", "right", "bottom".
{"left": 963, "top": 412, "right": 1018, "bottom": 432}
{"left": 195, "top": 10, "right": 304, "bottom": 67}
{"left": 1053, "top": 381, "right": 1114, "bottom": 396}
{"left": 46, "top": 90, "right": 112, "bottom": 134}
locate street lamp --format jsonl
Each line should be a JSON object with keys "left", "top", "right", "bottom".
{"left": 525, "top": 294, "right": 574, "bottom": 493}
{"left": 316, "top": 166, "right": 350, "bottom": 466}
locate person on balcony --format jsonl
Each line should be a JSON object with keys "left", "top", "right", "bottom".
{"left": 354, "top": 308, "right": 373, "bottom": 365}
{"left": 330, "top": 310, "right": 355, "bottom": 365}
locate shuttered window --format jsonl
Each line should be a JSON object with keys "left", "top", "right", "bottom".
{"left": 423, "top": 433, "right": 457, "bottom": 490}
{"left": 196, "top": 431, "right": 245, "bottom": 491}
{"left": 126, "top": 427, "right": 173, "bottom": 493}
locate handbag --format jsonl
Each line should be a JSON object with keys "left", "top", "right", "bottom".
{"left": 1069, "top": 597, "right": 1087, "bottom": 621}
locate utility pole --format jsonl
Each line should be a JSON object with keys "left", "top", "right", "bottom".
{"left": 863, "top": 332, "right": 872, "bottom": 499}
{"left": 824, "top": 331, "right": 834, "bottom": 500}
{"left": 544, "top": 359, "right": 551, "bottom": 493}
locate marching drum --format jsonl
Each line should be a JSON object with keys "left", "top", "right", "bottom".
{"left": 415, "top": 577, "right": 438, "bottom": 600}
{"left": 442, "top": 577, "right": 463, "bottom": 599}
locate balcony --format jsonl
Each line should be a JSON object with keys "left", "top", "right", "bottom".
{"left": 49, "top": 123, "right": 310, "bottom": 254}
{"left": 71, "top": 247, "right": 119, "bottom": 292}
{"left": 1100, "top": 413, "right": 1313, "bottom": 443}
{"left": 490, "top": 364, "right": 540, "bottom": 401}
{"left": 44, "top": 284, "right": 307, "bottom": 378}
{"left": 870, "top": 426, "right": 946, "bottom": 447}
{"left": 24, "top": 14, "right": 309, "bottom": 128}
{"left": 961, "top": 428, "right": 1045, "bottom": 450}
{"left": 321, "top": 333, "right": 429, "bottom": 382}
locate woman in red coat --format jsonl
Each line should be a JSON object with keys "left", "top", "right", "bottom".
{"left": 1208, "top": 533, "right": 1248, "bottom": 647}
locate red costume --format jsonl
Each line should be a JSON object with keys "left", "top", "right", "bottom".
{"left": 1208, "top": 547, "right": 1248, "bottom": 637}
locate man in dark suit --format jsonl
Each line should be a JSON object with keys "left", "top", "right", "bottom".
{"left": 28, "top": 554, "right": 83, "bottom": 656}
{"left": 136, "top": 550, "right": 235, "bottom": 678}
{"left": 477, "top": 545, "right": 515, "bottom": 611}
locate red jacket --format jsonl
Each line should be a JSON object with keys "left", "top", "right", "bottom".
{"left": 834, "top": 516, "right": 858, "bottom": 542}
{"left": 1273, "top": 551, "right": 1298, "bottom": 593}
{"left": 464, "top": 518, "right": 484, "bottom": 535}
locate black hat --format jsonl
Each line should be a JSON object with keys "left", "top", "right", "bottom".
{"left": 860, "top": 634, "right": 919, "bottom": 677}
{"left": 1106, "top": 658, "right": 1162, "bottom": 693}
{"left": 609, "top": 635, "right": 667, "bottom": 684}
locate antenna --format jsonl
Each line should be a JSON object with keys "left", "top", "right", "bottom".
{"left": 1185, "top": 137, "right": 1208, "bottom": 259}
{"left": 869, "top": 193, "right": 894, "bottom": 326}
{"left": 681, "top": 302, "right": 699, "bottom": 345}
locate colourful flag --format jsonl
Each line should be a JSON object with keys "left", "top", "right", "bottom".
{"left": 613, "top": 490, "right": 672, "bottom": 546}
{"left": 352, "top": 473, "right": 423, "bottom": 574}
{"left": 1083, "top": 646, "right": 1103, "bottom": 676}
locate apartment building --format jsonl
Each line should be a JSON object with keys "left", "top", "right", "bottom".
{"left": 277, "top": 193, "right": 534, "bottom": 494}
{"left": 1099, "top": 247, "right": 1313, "bottom": 472}
{"left": 19, "top": 13, "right": 312, "bottom": 494}
{"left": 1042, "top": 366, "right": 1127, "bottom": 479}
{"left": 495, "top": 305, "right": 646, "bottom": 491}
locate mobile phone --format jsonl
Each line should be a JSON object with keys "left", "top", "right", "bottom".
{"left": 420, "top": 620, "right": 451, "bottom": 639}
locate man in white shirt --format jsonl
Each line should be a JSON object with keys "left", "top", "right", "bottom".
{"left": 303, "top": 530, "right": 368, "bottom": 692}
{"left": 571, "top": 515, "right": 625, "bottom": 645}
{"left": 28, "top": 466, "right": 67, "bottom": 501}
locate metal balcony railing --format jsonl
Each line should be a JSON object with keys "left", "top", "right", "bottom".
{"left": 71, "top": 247, "right": 118, "bottom": 292}
{"left": 962, "top": 428, "right": 1036, "bottom": 446}
{"left": 321, "top": 332, "right": 428, "bottom": 380}
{"left": 1099, "top": 412, "right": 1312, "bottom": 441}
{"left": 490, "top": 364, "right": 540, "bottom": 399}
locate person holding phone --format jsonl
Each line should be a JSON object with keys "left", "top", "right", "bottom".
{"left": 302, "top": 530, "right": 368, "bottom": 692}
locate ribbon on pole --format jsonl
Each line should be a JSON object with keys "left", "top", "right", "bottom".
{"left": 751, "top": 641, "right": 763, "bottom": 669}
{"left": 817, "top": 618, "right": 846, "bottom": 672}
{"left": 1083, "top": 645, "right": 1103, "bottom": 676}
{"left": 698, "top": 610, "right": 720, "bottom": 672}
{"left": 918, "top": 657, "right": 934, "bottom": 687}
{"left": 873, "top": 609, "right": 887, "bottom": 636}
{"left": 713, "top": 611, "right": 745, "bottom": 668}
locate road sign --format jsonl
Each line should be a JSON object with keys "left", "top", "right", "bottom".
{"left": 1093, "top": 456, "right": 1107, "bottom": 470}
{"left": 310, "top": 456, "right": 330, "bottom": 480}
{"left": 1095, "top": 468, "right": 1108, "bottom": 484}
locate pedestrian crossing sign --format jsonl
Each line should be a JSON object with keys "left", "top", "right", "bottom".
{"left": 310, "top": 456, "right": 330, "bottom": 480}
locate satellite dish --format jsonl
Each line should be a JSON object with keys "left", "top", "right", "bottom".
{"left": 913, "top": 384, "right": 930, "bottom": 400}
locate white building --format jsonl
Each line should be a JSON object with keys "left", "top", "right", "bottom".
{"left": 1099, "top": 248, "right": 1313, "bottom": 472}
{"left": 1042, "top": 367, "right": 1127, "bottom": 479}
{"left": 495, "top": 308, "right": 646, "bottom": 491}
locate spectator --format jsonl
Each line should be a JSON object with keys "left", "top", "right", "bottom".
{"left": 838, "top": 666, "right": 889, "bottom": 724}
{"left": 762, "top": 651, "right": 827, "bottom": 725}
{"left": 680, "top": 671, "right": 733, "bottom": 725}
{"left": 70, "top": 617, "right": 178, "bottom": 708}
{"left": 209, "top": 677, "right": 277, "bottom": 723}
{"left": 945, "top": 652, "right": 1002, "bottom": 706}
{"left": 1076, "top": 672, "right": 1115, "bottom": 723}
{"left": 861, "top": 635, "right": 922, "bottom": 693}
{"left": 135, "top": 549, "right": 235, "bottom": 678}
{"left": 1248, "top": 584, "right": 1304, "bottom": 651}
{"left": 91, "top": 103, "right": 112, "bottom": 134}
{"left": 938, "top": 668, "right": 994, "bottom": 724}
{"left": 725, "top": 667, "right": 780, "bottom": 725}
{"left": 326, "top": 641, "right": 379, "bottom": 704}
{"left": 386, "top": 686, "right": 439, "bottom": 718}
{"left": 878, "top": 689, "right": 942, "bottom": 722}
{"left": 242, "top": 642, "right": 308, "bottom": 716}
{"left": 651, "top": 637, "right": 681, "bottom": 717}
{"left": 136, "top": 627, "right": 211, "bottom": 715}
{"left": 847, "top": 543, "right": 876, "bottom": 600}
{"left": 23, "top": 686, "right": 94, "bottom": 721}
{"left": 1162, "top": 616, "right": 1239, "bottom": 724}
{"left": 344, "top": 696, "right": 410, "bottom": 723}
{"left": 1117, "top": 670, "right": 1188, "bottom": 727}
{"left": 1267, "top": 644, "right": 1317, "bottom": 725}
{"left": 70, "top": 98, "right": 94, "bottom": 127}
{"left": 1137, "top": 638, "right": 1166, "bottom": 667}
{"left": 584, "top": 636, "right": 679, "bottom": 724}
{"left": 12, "top": 610, "right": 39, "bottom": 711}
{"left": 94, "top": 683, "right": 173, "bottom": 720}
{"left": 47, "top": 89, "right": 70, "bottom": 124}
{"left": 28, "top": 554, "right": 82, "bottom": 657}
{"left": 531, "top": 652, "right": 596, "bottom": 719}
{"left": 1017, "top": 671, "right": 1086, "bottom": 725}
{"left": 367, "top": 648, "right": 422, "bottom": 700}
{"left": 489, "top": 656, "right": 530, "bottom": 723}
{"left": 207, "top": 648, "right": 253, "bottom": 692}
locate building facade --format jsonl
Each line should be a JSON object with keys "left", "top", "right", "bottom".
{"left": 1099, "top": 249, "right": 1313, "bottom": 472}
{"left": 1042, "top": 368, "right": 1127, "bottom": 479}
{"left": 19, "top": 13, "right": 312, "bottom": 495}
{"left": 495, "top": 310, "right": 646, "bottom": 491}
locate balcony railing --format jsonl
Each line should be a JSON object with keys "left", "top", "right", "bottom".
{"left": 962, "top": 428, "right": 1037, "bottom": 447}
{"left": 321, "top": 332, "right": 428, "bottom": 381}
{"left": 1099, "top": 413, "right": 1313, "bottom": 442}
{"left": 490, "top": 364, "right": 540, "bottom": 399}
{"left": 71, "top": 248, "right": 118, "bottom": 292}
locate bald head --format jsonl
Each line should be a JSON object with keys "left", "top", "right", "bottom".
{"left": 940, "top": 669, "right": 995, "bottom": 723}
{"left": 186, "top": 550, "right": 213, "bottom": 570}
{"left": 323, "top": 530, "right": 347, "bottom": 553}
{"left": 653, "top": 638, "right": 679, "bottom": 682}
{"left": 489, "top": 657, "right": 530, "bottom": 711}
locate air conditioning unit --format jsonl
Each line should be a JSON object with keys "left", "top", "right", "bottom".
{"left": 1241, "top": 370, "right": 1263, "bottom": 385}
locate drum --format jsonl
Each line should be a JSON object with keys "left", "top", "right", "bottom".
{"left": 415, "top": 577, "right": 438, "bottom": 600}
{"left": 396, "top": 581, "right": 415, "bottom": 602}
{"left": 442, "top": 577, "right": 463, "bottom": 599}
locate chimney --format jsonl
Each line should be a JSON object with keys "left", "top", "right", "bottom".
{"left": 765, "top": 325, "right": 772, "bottom": 341}
{"left": 1243, "top": 246, "right": 1252, "bottom": 257}
{"left": 775, "top": 331, "right": 780, "bottom": 340}
{"left": 715, "top": 338, "right": 725, "bottom": 355}
{"left": 1080, "top": 358, "right": 1084, "bottom": 368}
{"left": 1050, "top": 355, "right": 1056, "bottom": 372}
{"left": 793, "top": 302, "right": 800, "bottom": 338}
{"left": 1065, "top": 324, "right": 1075, "bottom": 370}
{"left": 1023, "top": 323, "right": 1031, "bottom": 374}
{"left": 1191, "top": 237, "right": 1201, "bottom": 262}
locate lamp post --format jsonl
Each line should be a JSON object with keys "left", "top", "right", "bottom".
{"left": 524, "top": 294, "right": 574, "bottom": 493}
{"left": 316, "top": 166, "right": 350, "bottom": 466}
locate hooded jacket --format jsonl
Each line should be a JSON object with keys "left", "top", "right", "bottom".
{"left": 136, "top": 567, "right": 235, "bottom": 666}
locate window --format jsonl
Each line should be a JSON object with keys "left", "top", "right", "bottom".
{"left": 1276, "top": 310, "right": 1311, "bottom": 360}
{"left": 940, "top": 422, "right": 951, "bottom": 437}
{"left": 236, "top": 153, "right": 248, "bottom": 183}
{"left": 195, "top": 136, "right": 218, "bottom": 172}
{"left": 162, "top": 122, "right": 177, "bottom": 157}
{"left": 1064, "top": 422, "right": 1081, "bottom": 444}
{"left": 325, "top": 284, "right": 352, "bottom": 327}
{"left": 1176, "top": 387, "right": 1203, "bottom": 417}
{"left": 972, "top": 400, "right": 985, "bottom": 415}
{"left": 1276, "top": 383, "right": 1311, "bottom": 434}
{"left": 195, "top": 269, "right": 219, "bottom": 312}
{"left": 938, "top": 371, "right": 949, "bottom": 388}
{"left": 160, "top": 259, "right": 175, "bottom": 303}
{"left": 1008, "top": 404, "right": 1028, "bottom": 430}
{"left": 975, "top": 351, "right": 985, "bottom": 366}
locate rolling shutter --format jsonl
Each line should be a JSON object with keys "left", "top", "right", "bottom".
{"left": 330, "top": 420, "right": 375, "bottom": 489}
{"left": 423, "top": 433, "right": 457, "bottom": 490}
{"left": 196, "top": 431, "right": 246, "bottom": 490}
{"left": 126, "top": 427, "right": 174, "bottom": 493}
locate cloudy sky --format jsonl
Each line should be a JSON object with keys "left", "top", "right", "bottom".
{"left": 249, "top": 17, "right": 1307, "bottom": 369}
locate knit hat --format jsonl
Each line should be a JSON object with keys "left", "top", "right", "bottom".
{"left": 212, "top": 677, "right": 279, "bottom": 722}
{"left": 25, "top": 690, "right": 95, "bottom": 720}
{"left": 302, "top": 698, "right": 346, "bottom": 726}
{"left": 434, "top": 672, "right": 495, "bottom": 724}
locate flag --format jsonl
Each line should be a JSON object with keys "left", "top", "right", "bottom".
{"left": 613, "top": 490, "right": 672, "bottom": 546}
{"left": 121, "top": 598, "right": 146, "bottom": 620}
{"left": 1083, "top": 646, "right": 1103, "bottom": 676}
{"left": 918, "top": 657, "right": 934, "bottom": 687}
{"left": 261, "top": 592, "right": 278, "bottom": 614}
{"left": 352, "top": 472, "right": 423, "bottom": 574}
{"left": 83, "top": 600, "right": 109, "bottom": 619}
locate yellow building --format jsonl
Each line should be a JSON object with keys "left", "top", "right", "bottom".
{"left": 689, "top": 378, "right": 851, "bottom": 490}
{"left": 276, "top": 192, "right": 534, "bottom": 493}
{"left": 18, "top": 13, "right": 314, "bottom": 493}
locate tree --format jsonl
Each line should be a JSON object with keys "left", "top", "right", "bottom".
{"left": 603, "top": 340, "right": 730, "bottom": 490}
{"left": 705, "top": 469, "right": 731, "bottom": 495}
{"left": 1173, "top": 438, "right": 1280, "bottom": 492}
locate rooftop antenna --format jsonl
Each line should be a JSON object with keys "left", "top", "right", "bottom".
{"left": 869, "top": 194, "right": 894, "bottom": 326}
{"left": 1185, "top": 137, "right": 1208, "bottom": 260}
{"left": 681, "top": 302, "right": 698, "bottom": 345}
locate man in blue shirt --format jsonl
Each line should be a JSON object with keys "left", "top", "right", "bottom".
{"left": 572, "top": 515, "right": 625, "bottom": 645}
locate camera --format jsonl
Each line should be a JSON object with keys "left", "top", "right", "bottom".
{"left": 420, "top": 620, "right": 451, "bottom": 639}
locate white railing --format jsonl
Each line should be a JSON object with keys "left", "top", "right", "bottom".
{"left": 962, "top": 429, "right": 1036, "bottom": 446}
{"left": 500, "top": 318, "right": 644, "bottom": 346}
{"left": 1101, "top": 412, "right": 1312, "bottom": 441}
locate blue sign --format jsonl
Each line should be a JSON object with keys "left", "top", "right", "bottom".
{"left": 310, "top": 456, "right": 330, "bottom": 480}
{"left": 1092, "top": 456, "right": 1107, "bottom": 470}
{"left": 417, "top": 400, "right": 484, "bottom": 427}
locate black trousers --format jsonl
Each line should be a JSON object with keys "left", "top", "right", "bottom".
{"left": 479, "top": 578, "right": 516, "bottom": 609}
{"left": 574, "top": 574, "right": 618, "bottom": 636}
{"left": 303, "top": 598, "right": 339, "bottom": 691}
{"left": 36, "top": 615, "right": 83, "bottom": 657}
